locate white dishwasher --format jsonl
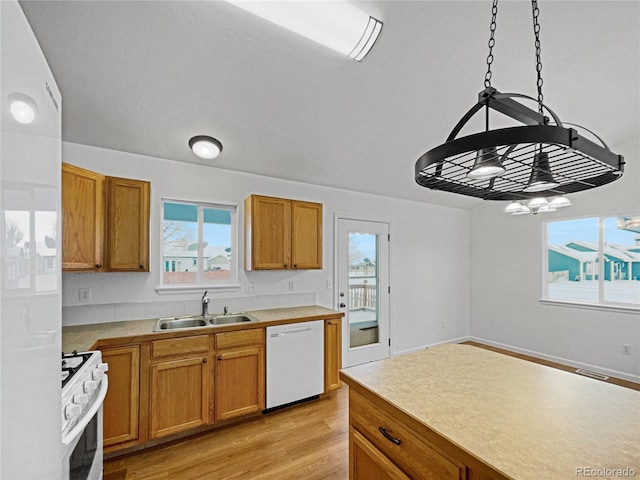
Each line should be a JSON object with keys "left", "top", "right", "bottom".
{"left": 266, "top": 320, "right": 324, "bottom": 410}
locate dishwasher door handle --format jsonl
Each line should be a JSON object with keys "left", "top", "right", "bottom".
{"left": 271, "top": 327, "right": 312, "bottom": 337}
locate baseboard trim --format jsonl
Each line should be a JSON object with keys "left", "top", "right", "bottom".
{"left": 469, "top": 336, "right": 640, "bottom": 385}
{"left": 392, "top": 336, "right": 471, "bottom": 357}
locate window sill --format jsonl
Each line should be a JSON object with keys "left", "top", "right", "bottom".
{"left": 156, "top": 284, "right": 241, "bottom": 294}
{"left": 540, "top": 299, "right": 640, "bottom": 315}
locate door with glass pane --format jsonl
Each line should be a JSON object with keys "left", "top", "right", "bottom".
{"left": 337, "top": 218, "right": 390, "bottom": 367}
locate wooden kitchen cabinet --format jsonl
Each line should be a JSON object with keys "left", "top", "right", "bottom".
{"left": 106, "top": 176, "right": 150, "bottom": 271}
{"left": 61, "top": 162, "right": 150, "bottom": 272}
{"left": 62, "top": 163, "right": 105, "bottom": 271}
{"left": 350, "top": 428, "right": 410, "bottom": 480}
{"left": 349, "top": 389, "right": 465, "bottom": 480}
{"left": 244, "top": 194, "right": 322, "bottom": 270}
{"left": 149, "top": 335, "right": 212, "bottom": 439}
{"left": 101, "top": 345, "right": 140, "bottom": 451}
{"left": 214, "top": 329, "right": 265, "bottom": 421}
{"left": 324, "top": 318, "right": 342, "bottom": 391}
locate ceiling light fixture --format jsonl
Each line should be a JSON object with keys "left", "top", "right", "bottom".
{"left": 8, "top": 93, "right": 37, "bottom": 124}
{"left": 504, "top": 195, "right": 571, "bottom": 215}
{"left": 415, "top": 0, "right": 624, "bottom": 203}
{"left": 226, "top": 1, "right": 382, "bottom": 62}
{"left": 189, "top": 135, "right": 223, "bottom": 160}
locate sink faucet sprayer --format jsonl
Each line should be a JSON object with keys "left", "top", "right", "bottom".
{"left": 202, "top": 291, "right": 210, "bottom": 316}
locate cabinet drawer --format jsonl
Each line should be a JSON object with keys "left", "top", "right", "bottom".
{"left": 350, "top": 390, "right": 465, "bottom": 480}
{"left": 215, "top": 329, "right": 264, "bottom": 349}
{"left": 151, "top": 335, "right": 210, "bottom": 359}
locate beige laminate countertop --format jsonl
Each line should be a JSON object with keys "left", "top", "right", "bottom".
{"left": 63, "top": 305, "right": 341, "bottom": 352}
{"left": 340, "top": 343, "right": 640, "bottom": 480}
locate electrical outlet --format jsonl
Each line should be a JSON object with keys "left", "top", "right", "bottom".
{"left": 288, "top": 281, "right": 295, "bottom": 291}
{"left": 246, "top": 284, "right": 255, "bottom": 293}
{"left": 621, "top": 344, "right": 631, "bottom": 355}
{"left": 79, "top": 288, "right": 91, "bottom": 303}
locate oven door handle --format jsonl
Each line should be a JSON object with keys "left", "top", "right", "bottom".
{"left": 62, "top": 376, "right": 108, "bottom": 447}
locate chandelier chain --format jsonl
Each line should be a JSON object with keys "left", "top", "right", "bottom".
{"left": 531, "top": 0, "right": 544, "bottom": 115}
{"left": 484, "top": 0, "right": 499, "bottom": 88}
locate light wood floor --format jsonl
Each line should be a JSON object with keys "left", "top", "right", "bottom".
{"left": 104, "top": 387, "right": 349, "bottom": 480}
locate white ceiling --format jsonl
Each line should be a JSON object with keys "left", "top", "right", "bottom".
{"left": 20, "top": 1, "right": 639, "bottom": 210}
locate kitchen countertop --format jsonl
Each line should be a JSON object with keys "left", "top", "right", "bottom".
{"left": 63, "top": 305, "right": 341, "bottom": 352}
{"left": 340, "top": 343, "right": 640, "bottom": 480}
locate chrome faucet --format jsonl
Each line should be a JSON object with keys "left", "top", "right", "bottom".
{"left": 201, "top": 291, "right": 210, "bottom": 316}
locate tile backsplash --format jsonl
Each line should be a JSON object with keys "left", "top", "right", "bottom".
{"left": 62, "top": 292, "right": 317, "bottom": 326}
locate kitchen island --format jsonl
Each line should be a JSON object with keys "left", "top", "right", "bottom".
{"left": 340, "top": 344, "right": 639, "bottom": 480}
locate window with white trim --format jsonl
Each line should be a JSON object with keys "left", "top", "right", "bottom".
{"left": 161, "top": 200, "right": 237, "bottom": 288}
{"left": 544, "top": 214, "right": 640, "bottom": 308}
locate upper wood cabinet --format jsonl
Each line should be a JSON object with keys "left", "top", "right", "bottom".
{"left": 62, "top": 163, "right": 150, "bottom": 272}
{"left": 106, "top": 176, "right": 150, "bottom": 271}
{"left": 62, "top": 163, "right": 106, "bottom": 271}
{"left": 244, "top": 194, "right": 322, "bottom": 270}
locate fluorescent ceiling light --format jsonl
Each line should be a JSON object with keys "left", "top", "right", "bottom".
{"left": 227, "top": 1, "right": 383, "bottom": 61}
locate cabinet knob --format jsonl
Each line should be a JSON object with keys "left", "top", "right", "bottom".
{"left": 139, "top": 264, "right": 144, "bottom": 269}
{"left": 217, "top": 355, "right": 222, "bottom": 361}
{"left": 293, "top": 264, "right": 297, "bottom": 268}
{"left": 96, "top": 264, "right": 102, "bottom": 268}
{"left": 339, "top": 303, "right": 346, "bottom": 308}
{"left": 202, "top": 358, "right": 208, "bottom": 363}
{"left": 284, "top": 264, "right": 288, "bottom": 267}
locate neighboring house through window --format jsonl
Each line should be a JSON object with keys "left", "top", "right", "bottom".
{"left": 545, "top": 214, "right": 640, "bottom": 309}
{"left": 161, "top": 199, "right": 237, "bottom": 288}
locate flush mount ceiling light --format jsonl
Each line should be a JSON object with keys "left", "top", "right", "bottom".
{"left": 8, "top": 92, "right": 37, "bottom": 124}
{"left": 189, "top": 135, "right": 223, "bottom": 160}
{"left": 415, "top": 0, "right": 624, "bottom": 202}
{"left": 226, "top": 1, "right": 382, "bottom": 62}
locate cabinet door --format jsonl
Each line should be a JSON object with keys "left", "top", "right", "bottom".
{"left": 215, "top": 346, "right": 265, "bottom": 421}
{"left": 150, "top": 356, "right": 210, "bottom": 439}
{"left": 62, "top": 163, "right": 105, "bottom": 271}
{"left": 101, "top": 345, "right": 140, "bottom": 450}
{"left": 350, "top": 428, "right": 411, "bottom": 480}
{"left": 246, "top": 195, "right": 291, "bottom": 269}
{"left": 325, "top": 318, "right": 342, "bottom": 392}
{"left": 106, "top": 176, "right": 150, "bottom": 271}
{"left": 291, "top": 200, "right": 322, "bottom": 269}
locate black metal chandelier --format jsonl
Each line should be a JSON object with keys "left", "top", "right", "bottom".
{"left": 414, "top": 0, "right": 624, "bottom": 201}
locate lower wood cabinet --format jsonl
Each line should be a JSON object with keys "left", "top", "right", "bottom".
{"left": 350, "top": 428, "right": 410, "bottom": 480}
{"left": 349, "top": 390, "right": 465, "bottom": 480}
{"left": 99, "top": 317, "right": 342, "bottom": 454}
{"left": 324, "top": 318, "right": 342, "bottom": 392}
{"left": 101, "top": 345, "right": 140, "bottom": 451}
{"left": 149, "top": 335, "right": 211, "bottom": 439}
{"left": 214, "top": 329, "right": 265, "bottom": 421}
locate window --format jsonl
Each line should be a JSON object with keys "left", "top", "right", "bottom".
{"left": 160, "top": 200, "right": 237, "bottom": 289}
{"left": 545, "top": 214, "right": 640, "bottom": 309}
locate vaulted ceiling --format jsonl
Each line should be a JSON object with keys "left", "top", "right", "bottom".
{"left": 20, "top": 1, "right": 639, "bottom": 209}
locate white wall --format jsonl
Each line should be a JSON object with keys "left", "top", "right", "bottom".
{"left": 470, "top": 136, "right": 640, "bottom": 381}
{"left": 61, "top": 141, "right": 470, "bottom": 355}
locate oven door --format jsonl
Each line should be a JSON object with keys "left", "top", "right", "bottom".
{"left": 62, "top": 377, "right": 108, "bottom": 480}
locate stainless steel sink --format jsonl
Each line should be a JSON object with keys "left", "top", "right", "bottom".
{"left": 154, "top": 316, "right": 208, "bottom": 331}
{"left": 153, "top": 312, "right": 258, "bottom": 331}
{"left": 209, "top": 314, "right": 255, "bottom": 325}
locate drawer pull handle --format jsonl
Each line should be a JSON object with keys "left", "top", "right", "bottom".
{"left": 379, "top": 426, "right": 401, "bottom": 445}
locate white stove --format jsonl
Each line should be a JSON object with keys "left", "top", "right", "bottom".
{"left": 61, "top": 351, "right": 109, "bottom": 480}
